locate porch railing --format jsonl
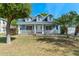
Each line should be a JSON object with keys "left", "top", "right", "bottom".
{"left": 20, "top": 30, "right": 34, "bottom": 34}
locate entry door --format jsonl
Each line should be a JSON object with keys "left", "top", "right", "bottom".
{"left": 36, "top": 25, "right": 42, "bottom": 33}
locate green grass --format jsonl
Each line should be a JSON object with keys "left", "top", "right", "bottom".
{"left": 0, "top": 35, "right": 79, "bottom": 56}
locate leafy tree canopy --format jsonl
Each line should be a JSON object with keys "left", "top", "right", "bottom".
{"left": 11, "top": 19, "right": 17, "bottom": 26}
{"left": 0, "top": 3, "right": 31, "bottom": 22}
{"left": 0, "top": 3, "right": 31, "bottom": 44}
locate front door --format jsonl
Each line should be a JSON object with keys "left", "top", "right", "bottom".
{"left": 36, "top": 25, "right": 42, "bottom": 33}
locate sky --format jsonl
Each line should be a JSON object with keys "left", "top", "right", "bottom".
{"left": 31, "top": 3, "right": 79, "bottom": 18}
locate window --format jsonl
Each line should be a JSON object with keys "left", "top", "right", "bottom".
{"left": 20, "top": 25, "right": 26, "bottom": 30}
{"left": 3, "top": 21, "right": 5, "bottom": 24}
{"left": 3, "top": 27, "right": 6, "bottom": 31}
{"left": 27, "top": 18, "right": 31, "bottom": 22}
{"left": 26, "top": 26, "right": 32, "bottom": 30}
{"left": 55, "top": 25, "right": 59, "bottom": 30}
{"left": 22, "top": 19, "right": 25, "bottom": 22}
{"left": 20, "top": 25, "right": 32, "bottom": 30}
{"left": 46, "top": 26, "right": 52, "bottom": 30}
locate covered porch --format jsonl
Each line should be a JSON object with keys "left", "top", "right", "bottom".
{"left": 18, "top": 24, "right": 52, "bottom": 35}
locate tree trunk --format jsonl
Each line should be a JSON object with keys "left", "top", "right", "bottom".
{"left": 65, "top": 27, "right": 69, "bottom": 38}
{"left": 6, "top": 22, "right": 11, "bottom": 44}
{"left": 74, "top": 25, "right": 79, "bottom": 36}
{"left": 66, "top": 29, "right": 69, "bottom": 38}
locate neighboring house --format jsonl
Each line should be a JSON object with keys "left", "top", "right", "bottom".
{"left": 0, "top": 18, "right": 17, "bottom": 34}
{"left": 17, "top": 14, "right": 61, "bottom": 35}
{"left": 0, "top": 19, "right": 6, "bottom": 34}
{"left": 68, "top": 26, "right": 75, "bottom": 35}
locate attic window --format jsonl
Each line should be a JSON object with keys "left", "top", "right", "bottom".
{"left": 38, "top": 17, "right": 41, "bottom": 21}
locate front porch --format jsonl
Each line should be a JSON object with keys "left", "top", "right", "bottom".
{"left": 18, "top": 24, "right": 52, "bottom": 35}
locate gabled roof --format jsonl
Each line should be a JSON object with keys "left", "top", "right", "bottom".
{"left": 18, "top": 14, "right": 53, "bottom": 23}
{"left": 42, "top": 14, "right": 53, "bottom": 22}
{"left": 43, "top": 17, "right": 48, "bottom": 21}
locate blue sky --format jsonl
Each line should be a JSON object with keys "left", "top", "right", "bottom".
{"left": 31, "top": 3, "right": 79, "bottom": 18}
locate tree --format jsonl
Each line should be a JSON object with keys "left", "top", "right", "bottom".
{"left": 53, "top": 11, "right": 78, "bottom": 37}
{"left": 59, "top": 14, "right": 69, "bottom": 35}
{"left": 0, "top": 3, "right": 31, "bottom": 44}
{"left": 11, "top": 19, "right": 17, "bottom": 26}
{"left": 53, "top": 14, "right": 71, "bottom": 37}
{"left": 67, "top": 11, "right": 78, "bottom": 36}
{"left": 67, "top": 11, "right": 78, "bottom": 26}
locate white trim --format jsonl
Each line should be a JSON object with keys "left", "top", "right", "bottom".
{"left": 42, "top": 25, "right": 44, "bottom": 34}
{"left": 18, "top": 25, "right": 21, "bottom": 34}
{"left": 34, "top": 24, "right": 36, "bottom": 34}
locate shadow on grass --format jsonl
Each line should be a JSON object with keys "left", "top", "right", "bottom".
{"left": 37, "top": 36, "right": 78, "bottom": 47}
{"left": 0, "top": 37, "right": 15, "bottom": 43}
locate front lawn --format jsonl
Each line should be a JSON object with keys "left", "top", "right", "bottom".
{"left": 0, "top": 35, "right": 79, "bottom": 56}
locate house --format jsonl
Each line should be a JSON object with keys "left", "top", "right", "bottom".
{"left": 0, "top": 14, "right": 60, "bottom": 35}
{"left": 68, "top": 26, "right": 75, "bottom": 35}
{"left": 0, "top": 18, "right": 17, "bottom": 35}
{"left": 17, "top": 14, "right": 61, "bottom": 35}
{"left": 0, "top": 19, "right": 6, "bottom": 34}
{"left": 0, "top": 14, "right": 76, "bottom": 35}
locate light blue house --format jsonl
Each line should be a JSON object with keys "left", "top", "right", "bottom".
{"left": 17, "top": 14, "right": 60, "bottom": 35}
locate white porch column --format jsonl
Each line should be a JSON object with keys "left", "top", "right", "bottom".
{"left": 18, "top": 25, "right": 21, "bottom": 34}
{"left": 34, "top": 25, "right": 36, "bottom": 34}
{"left": 42, "top": 25, "right": 44, "bottom": 34}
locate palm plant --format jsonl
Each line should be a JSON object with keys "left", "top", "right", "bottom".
{"left": 67, "top": 11, "right": 78, "bottom": 36}
{"left": 67, "top": 11, "right": 78, "bottom": 26}
{"left": 58, "top": 14, "right": 69, "bottom": 37}
{"left": 53, "top": 11, "right": 78, "bottom": 37}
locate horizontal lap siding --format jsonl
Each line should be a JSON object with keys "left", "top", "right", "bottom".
{"left": 68, "top": 27, "right": 75, "bottom": 35}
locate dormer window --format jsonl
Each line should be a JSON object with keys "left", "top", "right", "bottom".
{"left": 37, "top": 15, "right": 42, "bottom": 22}
{"left": 38, "top": 17, "right": 42, "bottom": 22}
{"left": 28, "top": 18, "right": 32, "bottom": 22}
{"left": 48, "top": 14, "right": 53, "bottom": 22}
{"left": 43, "top": 17, "right": 48, "bottom": 22}
{"left": 3, "top": 20, "right": 5, "bottom": 24}
{"left": 22, "top": 19, "right": 25, "bottom": 22}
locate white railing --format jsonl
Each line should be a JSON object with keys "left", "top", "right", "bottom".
{"left": 45, "top": 30, "right": 51, "bottom": 34}
{"left": 20, "top": 30, "right": 33, "bottom": 34}
{"left": 45, "top": 29, "right": 60, "bottom": 35}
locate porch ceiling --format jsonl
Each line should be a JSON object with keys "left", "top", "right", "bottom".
{"left": 17, "top": 22, "right": 52, "bottom": 25}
